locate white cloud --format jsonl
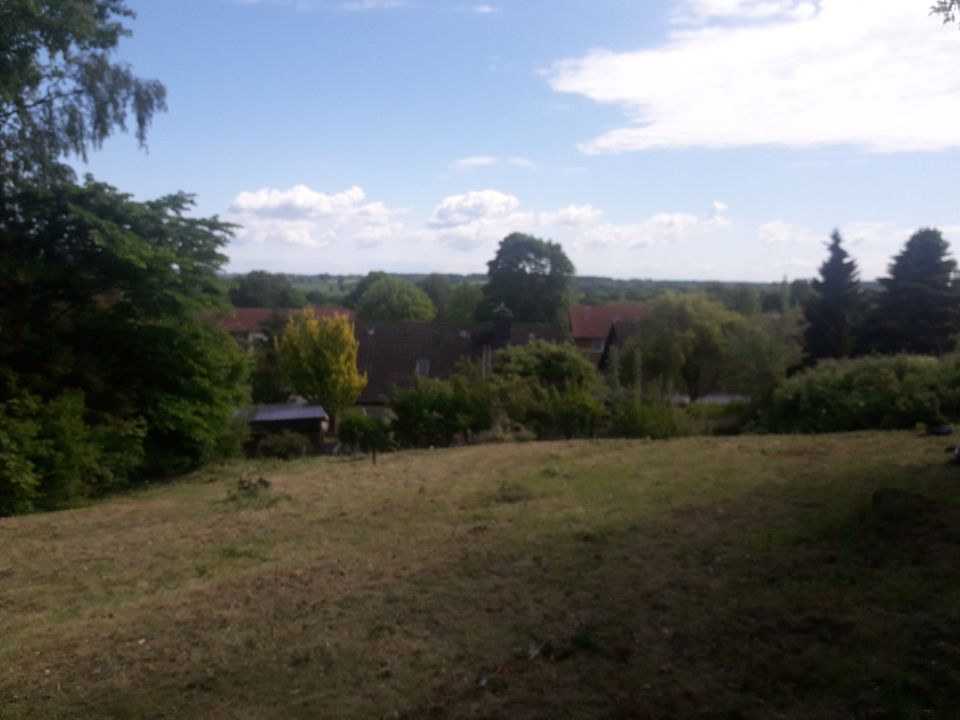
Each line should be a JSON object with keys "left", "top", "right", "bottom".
{"left": 229, "top": 185, "right": 405, "bottom": 250}
{"left": 759, "top": 219, "right": 821, "bottom": 245}
{"left": 472, "top": 4, "right": 498, "bottom": 13}
{"left": 426, "top": 191, "right": 729, "bottom": 252}
{"left": 454, "top": 155, "right": 498, "bottom": 168}
{"left": 675, "top": 0, "right": 818, "bottom": 23}
{"left": 453, "top": 155, "right": 535, "bottom": 169}
{"left": 338, "top": 0, "right": 405, "bottom": 9}
{"left": 548, "top": 0, "right": 960, "bottom": 154}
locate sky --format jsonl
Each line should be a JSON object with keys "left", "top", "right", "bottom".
{"left": 76, "top": 0, "right": 960, "bottom": 281}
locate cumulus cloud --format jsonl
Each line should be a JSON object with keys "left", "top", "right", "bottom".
{"left": 453, "top": 155, "right": 535, "bottom": 169}
{"left": 454, "top": 156, "right": 498, "bottom": 168}
{"left": 229, "top": 185, "right": 405, "bottom": 250}
{"left": 548, "top": 0, "right": 960, "bottom": 154}
{"left": 426, "top": 192, "right": 729, "bottom": 252}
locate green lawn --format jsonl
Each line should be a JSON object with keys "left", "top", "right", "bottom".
{"left": 2, "top": 433, "right": 958, "bottom": 719}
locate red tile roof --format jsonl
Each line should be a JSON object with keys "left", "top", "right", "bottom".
{"left": 220, "top": 307, "right": 353, "bottom": 334}
{"left": 569, "top": 303, "right": 648, "bottom": 340}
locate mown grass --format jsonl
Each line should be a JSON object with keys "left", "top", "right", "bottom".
{"left": 1, "top": 433, "right": 958, "bottom": 719}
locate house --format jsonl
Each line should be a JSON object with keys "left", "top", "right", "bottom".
{"left": 598, "top": 319, "right": 642, "bottom": 371}
{"left": 221, "top": 306, "right": 354, "bottom": 347}
{"left": 243, "top": 402, "right": 329, "bottom": 454}
{"left": 569, "top": 303, "right": 649, "bottom": 365}
{"left": 354, "top": 307, "right": 565, "bottom": 412}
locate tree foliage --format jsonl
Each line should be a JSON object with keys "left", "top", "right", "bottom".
{"left": 868, "top": 228, "right": 960, "bottom": 355}
{"left": 492, "top": 340, "right": 603, "bottom": 439}
{"left": 932, "top": 1, "right": 960, "bottom": 23}
{"left": 229, "top": 271, "right": 305, "bottom": 308}
{"left": 276, "top": 312, "right": 367, "bottom": 421}
{"left": 447, "top": 283, "right": 483, "bottom": 323}
{"left": 0, "top": 0, "right": 166, "bottom": 182}
{"left": 760, "top": 354, "right": 960, "bottom": 433}
{"left": 342, "top": 271, "right": 388, "bottom": 309}
{"left": 804, "top": 230, "right": 862, "bottom": 361}
{"left": 355, "top": 276, "right": 437, "bottom": 322}
{"left": 637, "top": 293, "right": 743, "bottom": 401}
{"left": 479, "top": 233, "right": 574, "bottom": 324}
{"left": 0, "top": 179, "right": 249, "bottom": 513}
{"left": 338, "top": 411, "right": 391, "bottom": 464}
{"left": 418, "top": 274, "right": 451, "bottom": 321}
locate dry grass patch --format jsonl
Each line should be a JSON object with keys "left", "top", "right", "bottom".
{"left": 1, "top": 434, "right": 959, "bottom": 719}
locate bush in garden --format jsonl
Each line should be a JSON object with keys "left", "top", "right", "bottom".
{"left": 759, "top": 354, "right": 957, "bottom": 433}
{"left": 257, "top": 430, "right": 309, "bottom": 461}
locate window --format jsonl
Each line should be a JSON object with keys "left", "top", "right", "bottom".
{"left": 415, "top": 358, "right": 430, "bottom": 377}
{"left": 590, "top": 338, "right": 605, "bottom": 353}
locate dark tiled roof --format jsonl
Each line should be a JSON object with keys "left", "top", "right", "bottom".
{"left": 569, "top": 303, "right": 648, "bottom": 340}
{"left": 221, "top": 306, "right": 353, "bottom": 334}
{"left": 355, "top": 321, "right": 565, "bottom": 403}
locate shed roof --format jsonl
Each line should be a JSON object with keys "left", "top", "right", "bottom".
{"left": 248, "top": 404, "right": 329, "bottom": 423}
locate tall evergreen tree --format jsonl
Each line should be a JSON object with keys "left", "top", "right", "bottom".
{"left": 869, "top": 228, "right": 960, "bottom": 355}
{"left": 804, "top": 230, "right": 862, "bottom": 361}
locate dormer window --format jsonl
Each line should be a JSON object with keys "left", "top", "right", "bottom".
{"left": 415, "top": 358, "right": 431, "bottom": 377}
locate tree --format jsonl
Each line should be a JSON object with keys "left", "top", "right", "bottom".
{"left": 250, "top": 312, "right": 292, "bottom": 403}
{"left": 418, "top": 274, "right": 452, "bottom": 321}
{"left": 355, "top": 277, "right": 437, "bottom": 322}
{"left": 932, "top": 1, "right": 960, "bottom": 23}
{"left": 0, "top": 179, "right": 249, "bottom": 511}
{"left": 447, "top": 283, "right": 483, "bottom": 323}
{"left": 804, "top": 230, "right": 863, "bottom": 361}
{"left": 0, "top": 0, "right": 166, "bottom": 182}
{"left": 229, "top": 271, "right": 305, "bottom": 308}
{"left": 492, "top": 340, "right": 604, "bottom": 439}
{"left": 638, "top": 293, "right": 744, "bottom": 401}
{"left": 342, "top": 271, "right": 388, "bottom": 309}
{"left": 724, "top": 310, "right": 805, "bottom": 399}
{"left": 338, "top": 411, "right": 391, "bottom": 464}
{"left": 479, "top": 233, "right": 574, "bottom": 324}
{"left": 868, "top": 228, "right": 960, "bottom": 355}
{"left": 276, "top": 311, "right": 367, "bottom": 426}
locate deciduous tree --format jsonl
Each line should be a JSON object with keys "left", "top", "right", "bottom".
{"left": 355, "top": 277, "right": 437, "bottom": 322}
{"left": 276, "top": 312, "right": 367, "bottom": 426}
{"left": 638, "top": 293, "right": 743, "bottom": 401}
{"left": 0, "top": 0, "right": 166, "bottom": 182}
{"left": 479, "top": 233, "right": 574, "bottom": 324}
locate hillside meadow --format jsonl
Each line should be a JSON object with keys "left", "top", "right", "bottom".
{"left": 2, "top": 433, "right": 959, "bottom": 719}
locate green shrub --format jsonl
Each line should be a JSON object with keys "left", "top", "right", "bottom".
{"left": 257, "top": 430, "right": 309, "bottom": 460}
{"left": 0, "top": 388, "right": 147, "bottom": 516}
{"left": 338, "top": 411, "right": 392, "bottom": 463}
{"left": 608, "top": 394, "right": 691, "bottom": 439}
{"left": 759, "top": 354, "right": 959, "bottom": 433}
{"left": 389, "top": 377, "right": 461, "bottom": 447}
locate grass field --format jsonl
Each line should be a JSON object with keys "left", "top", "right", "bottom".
{"left": 2, "top": 433, "right": 959, "bottom": 719}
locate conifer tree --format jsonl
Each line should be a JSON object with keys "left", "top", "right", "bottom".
{"left": 870, "top": 228, "right": 960, "bottom": 355}
{"left": 804, "top": 230, "right": 862, "bottom": 361}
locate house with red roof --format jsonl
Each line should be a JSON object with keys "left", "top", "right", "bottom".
{"left": 568, "top": 303, "right": 649, "bottom": 365}
{"left": 221, "top": 306, "right": 354, "bottom": 347}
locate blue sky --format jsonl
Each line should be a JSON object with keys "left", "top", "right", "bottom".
{"left": 78, "top": 0, "right": 960, "bottom": 281}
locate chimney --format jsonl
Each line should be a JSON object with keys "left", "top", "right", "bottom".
{"left": 492, "top": 302, "right": 513, "bottom": 349}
